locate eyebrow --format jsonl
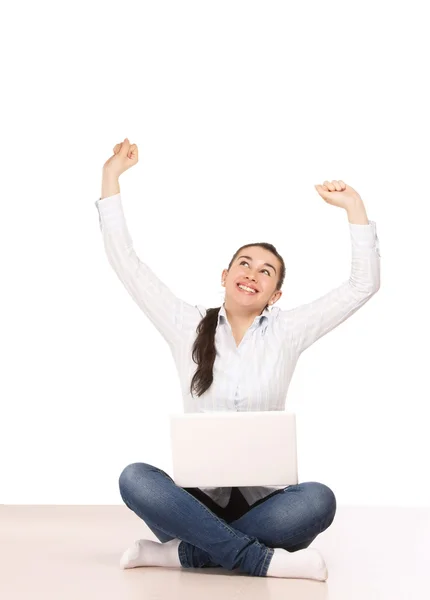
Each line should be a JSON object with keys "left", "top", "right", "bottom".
{"left": 236, "top": 255, "right": 277, "bottom": 275}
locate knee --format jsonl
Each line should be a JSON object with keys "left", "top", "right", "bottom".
{"left": 118, "top": 462, "right": 153, "bottom": 496}
{"left": 304, "top": 482, "right": 337, "bottom": 522}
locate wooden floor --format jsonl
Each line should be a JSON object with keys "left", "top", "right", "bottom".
{"left": 1, "top": 504, "right": 427, "bottom": 599}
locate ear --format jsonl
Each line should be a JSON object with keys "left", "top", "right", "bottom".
{"left": 221, "top": 268, "right": 228, "bottom": 284}
{"left": 270, "top": 290, "right": 282, "bottom": 305}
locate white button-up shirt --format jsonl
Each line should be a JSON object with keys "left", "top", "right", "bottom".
{"left": 95, "top": 193, "right": 380, "bottom": 508}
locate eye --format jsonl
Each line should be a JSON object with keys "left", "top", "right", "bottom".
{"left": 239, "top": 260, "right": 270, "bottom": 276}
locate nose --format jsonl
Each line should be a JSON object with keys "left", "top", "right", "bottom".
{"left": 245, "top": 275, "right": 258, "bottom": 287}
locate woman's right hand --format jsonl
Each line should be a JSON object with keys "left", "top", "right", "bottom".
{"left": 103, "top": 138, "right": 139, "bottom": 178}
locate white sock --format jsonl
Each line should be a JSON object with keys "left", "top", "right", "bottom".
{"left": 120, "top": 538, "right": 182, "bottom": 570}
{"left": 266, "top": 547, "right": 328, "bottom": 581}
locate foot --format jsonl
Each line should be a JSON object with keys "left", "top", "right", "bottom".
{"left": 120, "top": 538, "right": 182, "bottom": 570}
{"left": 266, "top": 547, "right": 328, "bottom": 581}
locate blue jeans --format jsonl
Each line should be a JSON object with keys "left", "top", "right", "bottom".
{"left": 119, "top": 462, "right": 337, "bottom": 577}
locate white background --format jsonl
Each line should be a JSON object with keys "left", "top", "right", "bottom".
{"left": 1, "top": 0, "right": 428, "bottom": 506}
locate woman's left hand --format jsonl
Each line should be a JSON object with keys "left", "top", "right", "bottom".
{"left": 314, "top": 180, "right": 362, "bottom": 210}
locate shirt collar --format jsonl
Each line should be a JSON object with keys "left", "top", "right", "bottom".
{"left": 217, "top": 302, "right": 270, "bottom": 327}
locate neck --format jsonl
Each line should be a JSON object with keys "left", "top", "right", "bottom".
{"left": 223, "top": 301, "right": 266, "bottom": 329}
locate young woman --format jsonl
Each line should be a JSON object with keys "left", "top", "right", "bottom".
{"left": 96, "top": 138, "right": 380, "bottom": 580}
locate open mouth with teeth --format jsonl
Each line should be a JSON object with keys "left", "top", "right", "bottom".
{"left": 236, "top": 283, "right": 258, "bottom": 294}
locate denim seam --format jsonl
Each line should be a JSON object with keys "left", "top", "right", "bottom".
{"left": 178, "top": 541, "right": 188, "bottom": 567}
{"left": 258, "top": 547, "right": 275, "bottom": 577}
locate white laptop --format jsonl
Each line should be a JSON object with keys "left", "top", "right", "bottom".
{"left": 170, "top": 411, "right": 298, "bottom": 487}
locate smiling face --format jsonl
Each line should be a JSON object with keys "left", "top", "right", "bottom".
{"left": 221, "top": 246, "right": 283, "bottom": 311}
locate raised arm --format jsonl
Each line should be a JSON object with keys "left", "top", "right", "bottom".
{"left": 95, "top": 139, "right": 202, "bottom": 348}
{"left": 279, "top": 181, "right": 380, "bottom": 354}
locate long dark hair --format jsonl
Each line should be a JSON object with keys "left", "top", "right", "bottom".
{"left": 190, "top": 242, "right": 286, "bottom": 398}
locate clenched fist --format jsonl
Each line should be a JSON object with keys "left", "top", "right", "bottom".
{"left": 314, "top": 180, "right": 362, "bottom": 210}
{"left": 103, "top": 138, "right": 139, "bottom": 177}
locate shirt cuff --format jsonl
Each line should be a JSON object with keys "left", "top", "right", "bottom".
{"left": 349, "top": 219, "right": 380, "bottom": 255}
{"left": 94, "top": 193, "right": 123, "bottom": 229}
{"left": 94, "top": 193, "right": 121, "bottom": 210}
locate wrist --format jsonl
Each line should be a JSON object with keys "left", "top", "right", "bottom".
{"left": 345, "top": 197, "right": 369, "bottom": 225}
{"left": 101, "top": 169, "right": 120, "bottom": 199}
